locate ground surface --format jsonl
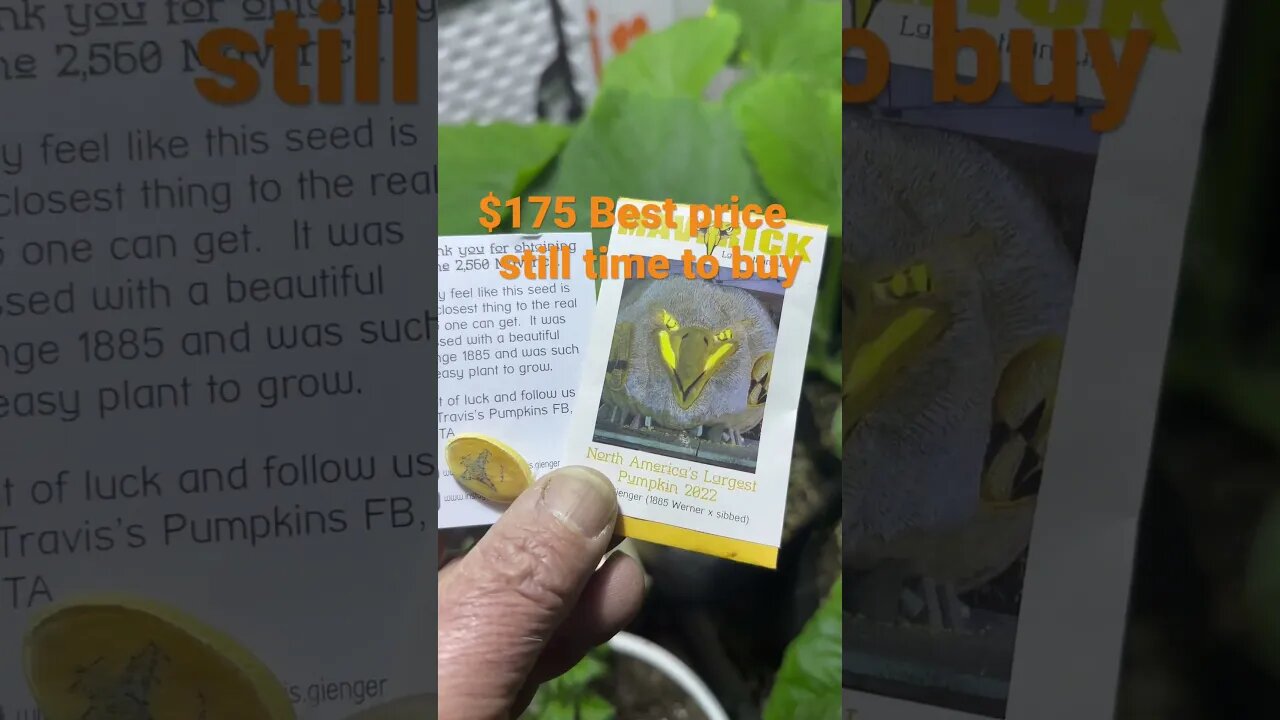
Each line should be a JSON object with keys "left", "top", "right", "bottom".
{"left": 606, "top": 655, "right": 711, "bottom": 720}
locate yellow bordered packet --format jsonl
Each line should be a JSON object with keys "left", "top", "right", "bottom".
{"left": 562, "top": 198, "right": 828, "bottom": 569}
{"left": 24, "top": 594, "right": 294, "bottom": 720}
{"left": 445, "top": 433, "right": 535, "bottom": 503}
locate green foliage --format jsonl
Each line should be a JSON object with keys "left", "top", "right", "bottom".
{"left": 1164, "top": 0, "right": 1280, "bottom": 454}
{"left": 534, "top": 89, "right": 770, "bottom": 251}
{"left": 731, "top": 74, "right": 841, "bottom": 230}
{"left": 439, "top": 0, "right": 843, "bottom": 398}
{"left": 523, "top": 647, "right": 615, "bottom": 720}
{"left": 718, "top": 0, "right": 843, "bottom": 383}
{"left": 713, "top": 0, "right": 802, "bottom": 69}
{"left": 438, "top": 122, "right": 571, "bottom": 235}
{"left": 763, "top": 578, "right": 843, "bottom": 719}
{"left": 716, "top": 0, "right": 840, "bottom": 86}
{"left": 600, "top": 15, "right": 741, "bottom": 101}
{"left": 1158, "top": 0, "right": 1280, "bottom": 686}
{"left": 748, "top": 2, "right": 843, "bottom": 92}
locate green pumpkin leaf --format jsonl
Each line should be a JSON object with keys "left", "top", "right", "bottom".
{"left": 438, "top": 122, "right": 572, "bottom": 235}
{"left": 560, "top": 649, "right": 609, "bottom": 687}
{"left": 764, "top": 578, "right": 843, "bottom": 720}
{"left": 764, "top": 2, "right": 843, "bottom": 93}
{"left": 714, "top": 0, "right": 803, "bottom": 67}
{"left": 522, "top": 648, "right": 616, "bottom": 719}
{"left": 534, "top": 88, "right": 771, "bottom": 251}
{"left": 577, "top": 695, "right": 617, "bottom": 720}
{"left": 717, "top": 0, "right": 841, "bottom": 92}
{"left": 601, "top": 15, "right": 742, "bottom": 100}
{"left": 541, "top": 700, "right": 578, "bottom": 720}
{"left": 731, "top": 75, "right": 841, "bottom": 230}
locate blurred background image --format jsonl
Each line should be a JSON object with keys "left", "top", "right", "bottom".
{"left": 1114, "top": 0, "right": 1280, "bottom": 717}
{"left": 842, "top": 68, "right": 1093, "bottom": 715}
{"left": 843, "top": 1, "right": 1280, "bottom": 718}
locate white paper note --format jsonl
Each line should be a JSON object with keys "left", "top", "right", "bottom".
{"left": 436, "top": 234, "right": 595, "bottom": 529}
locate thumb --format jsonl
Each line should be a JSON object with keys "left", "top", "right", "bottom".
{"left": 437, "top": 465, "right": 618, "bottom": 720}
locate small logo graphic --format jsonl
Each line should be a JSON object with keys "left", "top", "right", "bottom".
{"left": 699, "top": 223, "right": 737, "bottom": 255}
{"left": 459, "top": 450, "right": 498, "bottom": 494}
{"left": 68, "top": 642, "right": 210, "bottom": 720}
{"left": 855, "top": 0, "right": 884, "bottom": 28}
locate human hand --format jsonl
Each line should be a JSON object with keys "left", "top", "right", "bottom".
{"left": 438, "top": 466, "right": 646, "bottom": 720}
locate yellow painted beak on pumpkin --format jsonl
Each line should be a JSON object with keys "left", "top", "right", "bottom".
{"left": 658, "top": 310, "right": 737, "bottom": 410}
{"left": 843, "top": 262, "right": 949, "bottom": 431}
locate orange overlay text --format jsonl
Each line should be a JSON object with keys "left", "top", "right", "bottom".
{"left": 478, "top": 195, "right": 788, "bottom": 234}
{"left": 496, "top": 246, "right": 803, "bottom": 289}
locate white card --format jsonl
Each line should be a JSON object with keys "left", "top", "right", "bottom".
{"left": 563, "top": 199, "right": 827, "bottom": 569}
{"left": 436, "top": 233, "right": 596, "bottom": 528}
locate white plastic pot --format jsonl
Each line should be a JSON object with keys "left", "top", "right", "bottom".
{"left": 606, "top": 631, "right": 731, "bottom": 720}
{"left": 345, "top": 637, "right": 727, "bottom": 720}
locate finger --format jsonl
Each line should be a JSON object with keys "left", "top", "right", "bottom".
{"left": 462, "top": 540, "right": 639, "bottom": 718}
{"left": 438, "top": 466, "right": 618, "bottom": 720}
{"left": 528, "top": 551, "right": 646, "bottom": 685}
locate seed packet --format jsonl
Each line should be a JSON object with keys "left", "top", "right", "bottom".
{"left": 563, "top": 199, "right": 828, "bottom": 569}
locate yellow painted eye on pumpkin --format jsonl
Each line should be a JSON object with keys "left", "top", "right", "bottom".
{"left": 872, "top": 263, "right": 933, "bottom": 304}
{"left": 660, "top": 309, "right": 680, "bottom": 331}
{"left": 716, "top": 328, "right": 733, "bottom": 342}
{"left": 703, "top": 342, "right": 735, "bottom": 373}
